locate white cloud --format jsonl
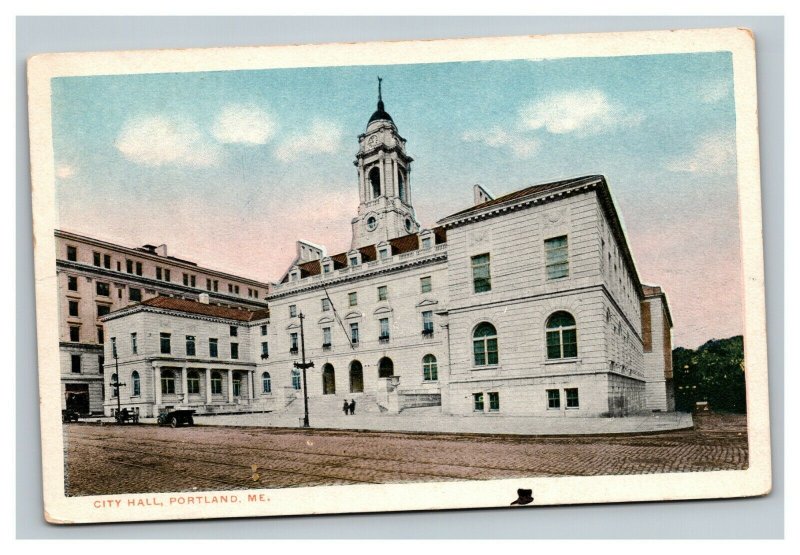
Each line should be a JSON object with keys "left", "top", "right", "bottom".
{"left": 275, "top": 120, "right": 343, "bottom": 162}
{"left": 665, "top": 132, "right": 736, "bottom": 175}
{"left": 698, "top": 79, "right": 731, "bottom": 103}
{"left": 519, "top": 90, "right": 644, "bottom": 135}
{"left": 115, "top": 115, "right": 221, "bottom": 167}
{"left": 212, "top": 104, "right": 277, "bottom": 145}
{"left": 462, "top": 126, "right": 542, "bottom": 159}
{"left": 56, "top": 164, "right": 76, "bottom": 179}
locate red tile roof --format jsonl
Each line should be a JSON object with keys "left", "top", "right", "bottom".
{"left": 136, "top": 296, "right": 270, "bottom": 322}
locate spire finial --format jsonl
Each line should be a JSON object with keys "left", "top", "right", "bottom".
{"left": 377, "top": 76, "right": 384, "bottom": 110}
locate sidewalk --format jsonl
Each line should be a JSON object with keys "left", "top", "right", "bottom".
{"left": 191, "top": 410, "right": 693, "bottom": 436}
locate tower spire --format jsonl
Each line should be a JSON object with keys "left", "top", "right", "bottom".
{"left": 377, "top": 76, "right": 384, "bottom": 110}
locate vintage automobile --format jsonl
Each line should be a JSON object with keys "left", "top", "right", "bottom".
{"left": 61, "top": 408, "right": 80, "bottom": 423}
{"left": 114, "top": 407, "right": 140, "bottom": 424}
{"left": 157, "top": 408, "right": 195, "bottom": 428}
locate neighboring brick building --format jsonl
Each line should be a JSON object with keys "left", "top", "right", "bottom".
{"left": 56, "top": 230, "right": 270, "bottom": 414}
{"left": 100, "top": 88, "right": 675, "bottom": 419}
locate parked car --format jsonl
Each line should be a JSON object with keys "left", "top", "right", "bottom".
{"left": 157, "top": 408, "right": 195, "bottom": 428}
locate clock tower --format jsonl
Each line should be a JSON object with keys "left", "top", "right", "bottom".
{"left": 351, "top": 78, "right": 420, "bottom": 250}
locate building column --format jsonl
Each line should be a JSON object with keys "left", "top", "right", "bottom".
{"left": 248, "top": 371, "right": 254, "bottom": 401}
{"left": 181, "top": 366, "right": 188, "bottom": 405}
{"left": 393, "top": 159, "right": 399, "bottom": 200}
{"left": 227, "top": 369, "right": 234, "bottom": 403}
{"left": 378, "top": 156, "right": 385, "bottom": 196}
{"left": 205, "top": 369, "right": 212, "bottom": 404}
{"left": 154, "top": 365, "right": 162, "bottom": 406}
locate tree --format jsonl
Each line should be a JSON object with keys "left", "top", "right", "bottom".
{"left": 673, "top": 336, "right": 746, "bottom": 413}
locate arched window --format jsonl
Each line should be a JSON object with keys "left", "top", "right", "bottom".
{"left": 211, "top": 371, "right": 223, "bottom": 395}
{"left": 111, "top": 373, "right": 118, "bottom": 397}
{"left": 398, "top": 170, "right": 406, "bottom": 203}
{"left": 322, "top": 363, "right": 336, "bottom": 395}
{"left": 422, "top": 354, "right": 438, "bottom": 381}
{"left": 546, "top": 311, "right": 578, "bottom": 359}
{"left": 131, "top": 371, "right": 141, "bottom": 396}
{"left": 262, "top": 372, "right": 272, "bottom": 394}
{"left": 232, "top": 372, "right": 242, "bottom": 397}
{"left": 187, "top": 370, "right": 200, "bottom": 394}
{"left": 160, "top": 369, "right": 175, "bottom": 394}
{"left": 473, "top": 322, "right": 499, "bottom": 366}
{"left": 349, "top": 360, "right": 364, "bottom": 393}
{"left": 369, "top": 167, "right": 381, "bottom": 199}
{"left": 378, "top": 357, "right": 394, "bottom": 378}
{"left": 291, "top": 369, "right": 302, "bottom": 390}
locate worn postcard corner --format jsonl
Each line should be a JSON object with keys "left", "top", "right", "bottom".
{"left": 28, "top": 27, "right": 770, "bottom": 525}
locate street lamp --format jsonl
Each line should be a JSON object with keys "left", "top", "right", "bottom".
{"left": 109, "top": 337, "right": 125, "bottom": 417}
{"left": 293, "top": 312, "right": 314, "bottom": 428}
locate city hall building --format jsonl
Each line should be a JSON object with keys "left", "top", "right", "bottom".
{"left": 99, "top": 89, "right": 675, "bottom": 419}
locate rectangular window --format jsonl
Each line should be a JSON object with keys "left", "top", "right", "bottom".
{"left": 131, "top": 333, "right": 138, "bottom": 355}
{"left": 547, "top": 389, "right": 561, "bottom": 409}
{"left": 323, "top": 264, "right": 331, "bottom": 274}
{"left": 228, "top": 283, "right": 233, "bottom": 293}
{"left": 117, "top": 261, "right": 121, "bottom": 272}
{"left": 126, "top": 260, "right": 133, "bottom": 273}
{"left": 97, "top": 304, "right": 110, "bottom": 318}
{"left": 350, "top": 322, "right": 359, "bottom": 344}
{"left": 160, "top": 332, "right": 171, "bottom": 354}
{"left": 97, "top": 327, "right": 104, "bottom": 344}
{"left": 379, "top": 318, "right": 390, "bottom": 339}
{"left": 68, "top": 300, "right": 79, "bottom": 317}
{"left": 164, "top": 269, "right": 171, "bottom": 282}
{"left": 289, "top": 305, "right": 297, "bottom": 317}
{"left": 96, "top": 282, "right": 110, "bottom": 296}
{"left": 261, "top": 342, "right": 269, "bottom": 358}
{"left": 545, "top": 235, "right": 569, "bottom": 279}
{"left": 261, "top": 324, "right": 268, "bottom": 336}
{"left": 93, "top": 252, "right": 101, "bottom": 267}
{"left": 421, "top": 237, "right": 431, "bottom": 249}
{"left": 231, "top": 343, "right": 239, "bottom": 359}
{"left": 206, "top": 278, "right": 212, "bottom": 291}
{"left": 377, "top": 285, "right": 388, "bottom": 301}
{"left": 110, "top": 336, "right": 117, "bottom": 358}
{"left": 98, "top": 355, "right": 104, "bottom": 374}
{"left": 186, "top": 335, "right": 196, "bottom": 356}
{"left": 422, "top": 311, "right": 434, "bottom": 334}
{"left": 118, "top": 288, "right": 122, "bottom": 299}
{"left": 230, "top": 325, "right": 238, "bottom": 337}
{"left": 565, "top": 388, "right": 579, "bottom": 409}
{"left": 183, "top": 273, "right": 189, "bottom": 286}
{"left": 135, "top": 262, "right": 142, "bottom": 276}
{"left": 67, "top": 276, "right": 78, "bottom": 291}
{"left": 290, "top": 333, "right": 299, "bottom": 352}
{"left": 379, "top": 248, "right": 389, "bottom": 260}
{"left": 473, "top": 393, "right": 484, "bottom": 412}
{"left": 69, "top": 326, "right": 80, "bottom": 342}
{"left": 209, "top": 338, "right": 218, "bottom": 358}
{"left": 420, "top": 276, "right": 432, "bottom": 293}
{"left": 234, "top": 285, "right": 240, "bottom": 294}
{"left": 103, "top": 254, "right": 111, "bottom": 269}
{"left": 71, "top": 354, "right": 81, "bottom": 373}
{"left": 349, "top": 256, "right": 359, "bottom": 267}
{"left": 190, "top": 275, "right": 196, "bottom": 287}
{"left": 322, "top": 327, "right": 332, "bottom": 346}
{"left": 348, "top": 292, "right": 357, "bottom": 307}
{"left": 187, "top": 374, "right": 200, "bottom": 394}
{"left": 66, "top": 246, "right": 77, "bottom": 261}
{"left": 471, "top": 253, "right": 492, "bottom": 293}
{"left": 488, "top": 392, "right": 500, "bottom": 412}
{"left": 129, "top": 287, "right": 142, "bottom": 302}
{"left": 156, "top": 267, "right": 162, "bottom": 280}
{"left": 321, "top": 298, "right": 331, "bottom": 312}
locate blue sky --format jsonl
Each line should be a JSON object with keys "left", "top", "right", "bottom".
{"left": 51, "top": 52, "right": 740, "bottom": 348}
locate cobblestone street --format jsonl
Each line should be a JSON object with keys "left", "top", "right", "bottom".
{"left": 63, "top": 414, "right": 748, "bottom": 497}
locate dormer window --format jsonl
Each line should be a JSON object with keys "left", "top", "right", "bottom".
{"left": 379, "top": 248, "right": 389, "bottom": 260}
{"left": 348, "top": 251, "right": 361, "bottom": 267}
{"left": 421, "top": 237, "right": 431, "bottom": 249}
{"left": 323, "top": 263, "right": 331, "bottom": 274}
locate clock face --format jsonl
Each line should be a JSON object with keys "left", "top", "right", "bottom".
{"left": 367, "top": 135, "right": 379, "bottom": 148}
{"left": 366, "top": 216, "right": 378, "bottom": 231}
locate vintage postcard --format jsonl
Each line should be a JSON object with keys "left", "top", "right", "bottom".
{"left": 28, "top": 28, "right": 770, "bottom": 524}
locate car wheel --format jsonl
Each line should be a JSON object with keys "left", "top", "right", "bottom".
{"left": 170, "top": 416, "right": 178, "bottom": 428}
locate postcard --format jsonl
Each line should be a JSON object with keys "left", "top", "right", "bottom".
{"left": 27, "top": 27, "right": 770, "bottom": 524}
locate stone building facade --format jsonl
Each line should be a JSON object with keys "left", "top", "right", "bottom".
{"left": 99, "top": 89, "right": 675, "bottom": 419}
{"left": 55, "top": 230, "right": 270, "bottom": 414}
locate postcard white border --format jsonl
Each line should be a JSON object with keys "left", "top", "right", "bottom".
{"left": 28, "top": 27, "right": 770, "bottom": 524}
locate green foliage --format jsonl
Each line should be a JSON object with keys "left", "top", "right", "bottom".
{"left": 673, "top": 336, "right": 746, "bottom": 413}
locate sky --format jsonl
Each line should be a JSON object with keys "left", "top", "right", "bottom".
{"left": 51, "top": 52, "right": 741, "bottom": 349}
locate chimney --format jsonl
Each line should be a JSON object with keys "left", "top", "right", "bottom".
{"left": 155, "top": 243, "right": 168, "bottom": 257}
{"left": 473, "top": 184, "right": 494, "bottom": 206}
{"left": 198, "top": 293, "right": 210, "bottom": 304}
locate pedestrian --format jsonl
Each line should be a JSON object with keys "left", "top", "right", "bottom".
{"left": 349, "top": 399, "right": 356, "bottom": 415}
{"left": 342, "top": 400, "right": 349, "bottom": 415}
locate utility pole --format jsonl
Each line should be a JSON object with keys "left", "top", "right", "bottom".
{"left": 293, "top": 312, "right": 314, "bottom": 428}
{"left": 110, "top": 339, "right": 125, "bottom": 417}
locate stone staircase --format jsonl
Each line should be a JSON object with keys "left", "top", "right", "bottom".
{"left": 282, "top": 392, "right": 383, "bottom": 416}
